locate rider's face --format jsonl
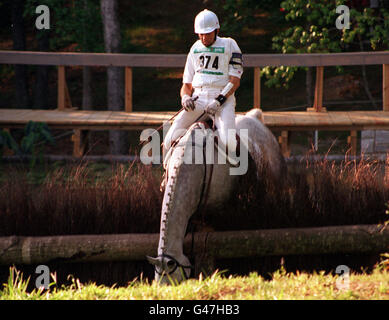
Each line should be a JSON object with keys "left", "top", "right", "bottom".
{"left": 198, "top": 30, "right": 217, "bottom": 47}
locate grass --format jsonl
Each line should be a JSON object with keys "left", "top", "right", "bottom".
{"left": 1, "top": 264, "right": 388, "bottom": 300}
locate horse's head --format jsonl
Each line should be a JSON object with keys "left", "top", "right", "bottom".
{"left": 146, "top": 254, "right": 193, "bottom": 284}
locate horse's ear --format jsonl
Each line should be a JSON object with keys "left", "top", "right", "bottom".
{"left": 146, "top": 256, "right": 162, "bottom": 268}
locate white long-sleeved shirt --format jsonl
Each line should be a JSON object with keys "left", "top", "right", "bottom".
{"left": 183, "top": 36, "right": 243, "bottom": 88}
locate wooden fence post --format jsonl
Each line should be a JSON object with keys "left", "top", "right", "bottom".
{"left": 347, "top": 130, "right": 357, "bottom": 156}
{"left": 57, "top": 66, "right": 73, "bottom": 110}
{"left": 384, "top": 64, "right": 389, "bottom": 111}
{"left": 71, "top": 130, "right": 90, "bottom": 158}
{"left": 308, "top": 66, "right": 326, "bottom": 112}
{"left": 253, "top": 67, "right": 261, "bottom": 109}
{"left": 125, "top": 67, "right": 133, "bottom": 112}
{"left": 278, "top": 131, "right": 291, "bottom": 158}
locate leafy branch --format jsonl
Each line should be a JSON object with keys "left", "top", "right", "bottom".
{"left": 263, "top": 0, "right": 389, "bottom": 88}
{"left": 0, "top": 121, "right": 55, "bottom": 169}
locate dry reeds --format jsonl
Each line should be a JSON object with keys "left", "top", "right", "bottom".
{"left": 0, "top": 162, "right": 162, "bottom": 236}
{"left": 0, "top": 157, "right": 388, "bottom": 236}
{"left": 205, "top": 156, "right": 389, "bottom": 231}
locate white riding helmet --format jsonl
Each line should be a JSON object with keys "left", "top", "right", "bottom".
{"left": 194, "top": 9, "right": 220, "bottom": 34}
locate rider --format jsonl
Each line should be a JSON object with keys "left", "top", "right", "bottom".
{"left": 162, "top": 9, "right": 244, "bottom": 167}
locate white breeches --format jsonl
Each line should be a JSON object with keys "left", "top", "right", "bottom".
{"left": 163, "top": 87, "right": 237, "bottom": 157}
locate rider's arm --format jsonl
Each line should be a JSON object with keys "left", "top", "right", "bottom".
{"left": 180, "top": 83, "right": 193, "bottom": 98}
{"left": 224, "top": 76, "right": 240, "bottom": 98}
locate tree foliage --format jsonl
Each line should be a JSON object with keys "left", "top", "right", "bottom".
{"left": 213, "top": 0, "right": 283, "bottom": 35}
{"left": 262, "top": 0, "right": 389, "bottom": 88}
{"left": 23, "top": 0, "right": 103, "bottom": 52}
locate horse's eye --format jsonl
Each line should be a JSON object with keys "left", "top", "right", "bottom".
{"left": 167, "top": 259, "right": 176, "bottom": 270}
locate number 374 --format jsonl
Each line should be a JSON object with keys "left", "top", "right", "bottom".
{"left": 199, "top": 55, "right": 219, "bottom": 69}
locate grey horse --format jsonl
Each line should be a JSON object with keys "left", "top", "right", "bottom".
{"left": 147, "top": 109, "right": 286, "bottom": 284}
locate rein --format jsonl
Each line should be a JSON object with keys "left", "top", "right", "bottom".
{"left": 195, "top": 117, "right": 215, "bottom": 221}
{"left": 187, "top": 119, "right": 215, "bottom": 269}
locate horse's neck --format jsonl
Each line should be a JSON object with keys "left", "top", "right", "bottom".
{"left": 158, "top": 228, "right": 183, "bottom": 256}
{"left": 158, "top": 162, "right": 193, "bottom": 258}
{"left": 158, "top": 204, "right": 190, "bottom": 259}
{"left": 158, "top": 125, "right": 210, "bottom": 258}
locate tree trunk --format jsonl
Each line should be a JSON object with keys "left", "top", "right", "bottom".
{"left": 33, "top": 30, "right": 50, "bottom": 109}
{"left": 101, "top": 0, "right": 127, "bottom": 155}
{"left": 82, "top": 67, "right": 93, "bottom": 110}
{"left": 82, "top": 0, "right": 93, "bottom": 110}
{"left": 358, "top": 35, "right": 377, "bottom": 108}
{"left": 11, "top": 0, "right": 29, "bottom": 108}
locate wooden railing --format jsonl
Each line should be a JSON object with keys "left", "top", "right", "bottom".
{"left": 1, "top": 50, "right": 388, "bottom": 112}
{"left": 0, "top": 50, "right": 389, "bottom": 156}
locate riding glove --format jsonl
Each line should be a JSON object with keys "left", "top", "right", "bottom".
{"left": 181, "top": 95, "right": 198, "bottom": 111}
{"left": 205, "top": 94, "right": 227, "bottom": 115}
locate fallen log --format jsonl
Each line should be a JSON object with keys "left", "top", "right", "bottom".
{"left": 0, "top": 224, "right": 388, "bottom": 266}
{"left": 201, "top": 224, "right": 389, "bottom": 259}
{"left": 0, "top": 233, "right": 159, "bottom": 265}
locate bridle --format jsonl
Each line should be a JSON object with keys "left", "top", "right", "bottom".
{"left": 154, "top": 253, "right": 194, "bottom": 277}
